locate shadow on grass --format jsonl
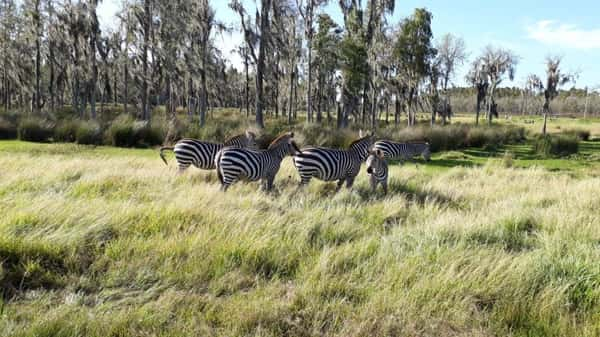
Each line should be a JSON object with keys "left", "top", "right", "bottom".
{"left": 357, "top": 179, "right": 463, "bottom": 209}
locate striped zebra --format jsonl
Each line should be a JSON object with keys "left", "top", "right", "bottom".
{"left": 373, "top": 140, "right": 431, "bottom": 162}
{"left": 366, "top": 149, "right": 389, "bottom": 194}
{"left": 293, "top": 132, "right": 375, "bottom": 191}
{"left": 159, "top": 131, "right": 257, "bottom": 173}
{"left": 215, "top": 132, "right": 300, "bottom": 191}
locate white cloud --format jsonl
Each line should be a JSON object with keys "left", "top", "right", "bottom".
{"left": 527, "top": 20, "right": 600, "bottom": 50}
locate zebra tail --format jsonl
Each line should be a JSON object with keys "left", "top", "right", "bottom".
{"left": 159, "top": 147, "right": 174, "bottom": 166}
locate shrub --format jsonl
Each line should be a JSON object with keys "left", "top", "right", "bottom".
{"left": 18, "top": 118, "right": 54, "bottom": 142}
{"left": 54, "top": 120, "right": 80, "bottom": 142}
{"left": 76, "top": 121, "right": 103, "bottom": 145}
{"left": 564, "top": 129, "right": 590, "bottom": 141}
{"left": 133, "top": 122, "right": 164, "bottom": 147}
{"left": 534, "top": 134, "right": 579, "bottom": 157}
{"left": 106, "top": 116, "right": 135, "bottom": 147}
{"left": 0, "top": 117, "right": 18, "bottom": 139}
{"left": 106, "top": 117, "right": 165, "bottom": 148}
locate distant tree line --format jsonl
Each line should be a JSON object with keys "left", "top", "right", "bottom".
{"left": 0, "top": 0, "right": 593, "bottom": 132}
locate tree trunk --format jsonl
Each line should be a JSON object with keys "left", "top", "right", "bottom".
{"left": 254, "top": 0, "right": 271, "bottom": 129}
{"left": 306, "top": 39, "right": 313, "bottom": 123}
{"left": 288, "top": 67, "right": 295, "bottom": 124}
{"left": 141, "top": 0, "right": 151, "bottom": 121}
{"left": 244, "top": 50, "right": 249, "bottom": 118}
{"left": 542, "top": 101, "right": 549, "bottom": 135}
{"left": 199, "top": 51, "right": 208, "bottom": 127}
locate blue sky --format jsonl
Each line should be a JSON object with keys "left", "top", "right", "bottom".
{"left": 98, "top": 0, "right": 600, "bottom": 89}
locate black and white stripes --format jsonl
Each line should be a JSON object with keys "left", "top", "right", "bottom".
{"left": 366, "top": 149, "right": 389, "bottom": 194}
{"left": 373, "top": 140, "right": 431, "bottom": 162}
{"left": 216, "top": 132, "right": 300, "bottom": 191}
{"left": 159, "top": 131, "right": 256, "bottom": 173}
{"left": 293, "top": 133, "right": 374, "bottom": 190}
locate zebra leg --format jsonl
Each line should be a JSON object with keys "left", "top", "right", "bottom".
{"left": 266, "top": 175, "right": 275, "bottom": 191}
{"left": 370, "top": 175, "right": 377, "bottom": 193}
{"left": 297, "top": 175, "right": 311, "bottom": 188}
{"left": 177, "top": 162, "right": 191, "bottom": 175}
{"left": 382, "top": 180, "right": 388, "bottom": 195}
{"left": 345, "top": 177, "right": 356, "bottom": 190}
{"left": 335, "top": 179, "right": 345, "bottom": 192}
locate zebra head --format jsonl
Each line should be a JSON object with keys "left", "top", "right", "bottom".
{"left": 366, "top": 149, "right": 385, "bottom": 175}
{"left": 350, "top": 131, "right": 375, "bottom": 161}
{"left": 268, "top": 132, "right": 301, "bottom": 158}
{"left": 244, "top": 130, "right": 258, "bottom": 149}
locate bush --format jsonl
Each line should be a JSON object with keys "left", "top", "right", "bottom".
{"left": 133, "top": 122, "right": 164, "bottom": 147}
{"left": 54, "top": 120, "right": 80, "bottom": 142}
{"left": 18, "top": 118, "right": 54, "bottom": 142}
{"left": 534, "top": 134, "right": 579, "bottom": 157}
{"left": 105, "top": 117, "right": 164, "bottom": 147}
{"left": 564, "top": 129, "right": 590, "bottom": 141}
{"left": 0, "top": 117, "right": 18, "bottom": 139}
{"left": 76, "top": 121, "right": 103, "bottom": 145}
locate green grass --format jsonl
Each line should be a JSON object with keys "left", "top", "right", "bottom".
{"left": 1, "top": 140, "right": 600, "bottom": 337}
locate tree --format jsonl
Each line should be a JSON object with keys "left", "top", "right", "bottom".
{"left": 296, "top": 0, "right": 328, "bottom": 123}
{"left": 313, "top": 13, "right": 340, "bottom": 123}
{"left": 528, "top": 56, "right": 576, "bottom": 135}
{"left": 434, "top": 33, "right": 466, "bottom": 124}
{"left": 473, "top": 46, "right": 518, "bottom": 125}
{"left": 230, "top": 0, "right": 272, "bottom": 129}
{"left": 466, "top": 59, "right": 488, "bottom": 125}
{"left": 393, "top": 8, "right": 436, "bottom": 126}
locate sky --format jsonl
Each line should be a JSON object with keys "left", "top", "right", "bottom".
{"left": 97, "top": 0, "right": 600, "bottom": 89}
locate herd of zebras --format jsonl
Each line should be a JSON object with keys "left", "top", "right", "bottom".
{"left": 159, "top": 131, "right": 431, "bottom": 194}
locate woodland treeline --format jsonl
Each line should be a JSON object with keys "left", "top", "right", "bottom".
{"left": 1, "top": 0, "right": 598, "bottom": 131}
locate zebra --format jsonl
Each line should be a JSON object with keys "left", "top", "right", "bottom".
{"left": 159, "top": 131, "right": 257, "bottom": 173}
{"left": 215, "top": 132, "right": 300, "bottom": 191}
{"left": 293, "top": 131, "right": 375, "bottom": 191}
{"left": 372, "top": 140, "right": 431, "bottom": 163}
{"left": 366, "top": 149, "right": 389, "bottom": 194}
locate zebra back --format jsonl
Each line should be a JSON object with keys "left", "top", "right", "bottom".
{"left": 217, "top": 132, "right": 298, "bottom": 190}
{"left": 374, "top": 140, "right": 430, "bottom": 161}
{"left": 294, "top": 133, "right": 374, "bottom": 182}
{"left": 172, "top": 132, "right": 256, "bottom": 170}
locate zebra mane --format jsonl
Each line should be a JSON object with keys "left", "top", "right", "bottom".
{"left": 223, "top": 133, "right": 245, "bottom": 145}
{"left": 268, "top": 133, "right": 292, "bottom": 149}
{"left": 349, "top": 135, "right": 372, "bottom": 148}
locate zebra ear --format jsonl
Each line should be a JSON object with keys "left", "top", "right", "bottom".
{"left": 359, "top": 129, "right": 364, "bottom": 138}
{"left": 245, "top": 130, "right": 255, "bottom": 139}
{"left": 289, "top": 131, "right": 294, "bottom": 138}
{"left": 376, "top": 149, "right": 384, "bottom": 159}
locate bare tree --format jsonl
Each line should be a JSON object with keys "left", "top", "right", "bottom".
{"left": 528, "top": 56, "right": 576, "bottom": 135}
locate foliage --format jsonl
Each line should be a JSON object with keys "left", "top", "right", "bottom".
{"left": 76, "top": 121, "right": 103, "bottom": 145}
{"left": 105, "top": 117, "right": 165, "bottom": 148}
{"left": 54, "top": 120, "right": 80, "bottom": 142}
{"left": 18, "top": 118, "right": 54, "bottom": 142}
{"left": 0, "top": 117, "right": 18, "bottom": 139}
{"left": 534, "top": 134, "right": 579, "bottom": 157}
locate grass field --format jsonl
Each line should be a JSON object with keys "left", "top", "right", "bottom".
{"left": 1, "top": 123, "right": 600, "bottom": 336}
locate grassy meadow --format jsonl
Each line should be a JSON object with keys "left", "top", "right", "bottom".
{"left": 1, "top": 113, "right": 600, "bottom": 337}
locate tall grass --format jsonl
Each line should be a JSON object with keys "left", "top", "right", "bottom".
{"left": 1, "top": 141, "right": 599, "bottom": 337}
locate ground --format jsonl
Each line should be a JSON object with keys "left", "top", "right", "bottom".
{"left": 1, "top": 115, "right": 600, "bottom": 337}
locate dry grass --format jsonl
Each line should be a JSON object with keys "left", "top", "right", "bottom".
{"left": 0, "top": 141, "right": 599, "bottom": 337}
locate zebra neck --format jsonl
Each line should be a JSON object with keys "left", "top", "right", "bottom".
{"left": 267, "top": 144, "right": 287, "bottom": 159}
